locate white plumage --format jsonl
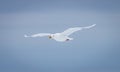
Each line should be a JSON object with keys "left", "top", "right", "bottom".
{"left": 24, "top": 24, "right": 96, "bottom": 42}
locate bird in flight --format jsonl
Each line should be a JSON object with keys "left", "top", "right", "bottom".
{"left": 24, "top": 24, "right": 96, "bottom": 42}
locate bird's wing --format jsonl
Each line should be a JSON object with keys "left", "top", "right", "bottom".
{"left": 61, "top": 24, "right": 96, "bottom": 36}
{"left": 24, "top": 33, "right": 51, "bottom": 38}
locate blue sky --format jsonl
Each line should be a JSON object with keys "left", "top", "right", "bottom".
{"left": 0, "top": 0, "right": 120, "bottom": 72}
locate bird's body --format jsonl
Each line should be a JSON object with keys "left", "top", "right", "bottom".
{"left": 51, "top": 33, "right": 73, "bottom": 42}
{"left": 24, "top": 24, "right": 96, "bottom": 42}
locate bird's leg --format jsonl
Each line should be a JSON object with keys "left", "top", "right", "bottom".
{"left": 66, "top": 39, "right": 70, "bottom": 41}
{"left": 48, "top": 36, "right": 52, "bottom": 39}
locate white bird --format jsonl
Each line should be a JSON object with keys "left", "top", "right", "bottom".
{"left": 24, "top": 24, "right": 96, "bottom": 42}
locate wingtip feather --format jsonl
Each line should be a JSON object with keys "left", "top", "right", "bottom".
{"left": 92, "top": 24, "right": 96, "bottom": 27}
{"left": 24, "top": 34, "right": 29, "bottom": 37}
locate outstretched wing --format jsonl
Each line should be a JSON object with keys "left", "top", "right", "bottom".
{"left": 61, "top": 24, "right": 96, "bottom": 36}
{"left": 24, "top": 33, "right": 51, "bottom": 38}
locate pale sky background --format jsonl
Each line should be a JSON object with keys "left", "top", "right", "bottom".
{"left": 0, "top": 0, "right": 120, "bottom": 72}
